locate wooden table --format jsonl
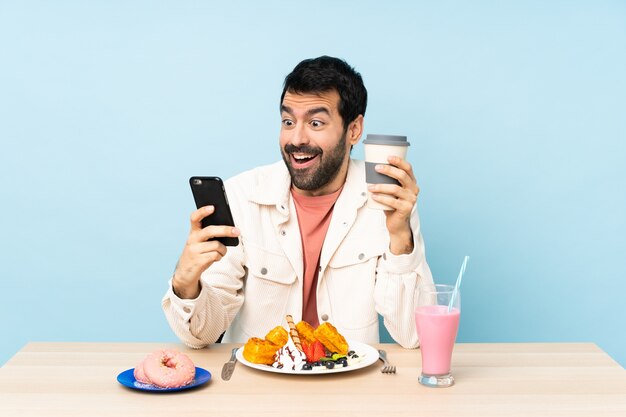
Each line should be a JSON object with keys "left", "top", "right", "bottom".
{"left": 1, "top": 342, "right": 625, "bottom": 416}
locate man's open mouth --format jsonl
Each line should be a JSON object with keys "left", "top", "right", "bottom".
{"left": 290, "top": 152, "right": 319, "bottom": 169}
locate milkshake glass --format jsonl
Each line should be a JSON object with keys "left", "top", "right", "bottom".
{"left": 415, "top": 284, "right": 460, "bottom": 387}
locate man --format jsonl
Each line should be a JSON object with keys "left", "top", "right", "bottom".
{"left": 162, "top": 56, "right": 433, "bottom": 348}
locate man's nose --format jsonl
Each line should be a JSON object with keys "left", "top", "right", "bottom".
{"left": 290, "top": 123, "right": 309, "bottom": 146}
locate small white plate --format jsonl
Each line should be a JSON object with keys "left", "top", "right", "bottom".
{"left": 236, "top": 340, "right": 378, "bottom": 375}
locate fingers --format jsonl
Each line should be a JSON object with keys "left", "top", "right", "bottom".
{"left": 368, "top": 156, "right": 420, "bottom": 210}
{"left": 190, "top": 206, "right": 214, "bottom": 232}
{"left": 174, "top": 239, "right": 229, "bottom": 298}
{"left": 189, "top": 206, "right": 241, "bottom": 242}
{"left": 179, "top": 230, "right": 237, "bottom": 277}
{"left": 185, "top": 240, "right": 228, "bottom": 260}
{"left": 375, "top": 156, "right": 417, "bottom": 189}
{"left": 176, "top": 210, "right": 241, "bottom": 298}
{"left": 195, "top": 225, "right": 241, "bottom": 243}
{"left": 368, "top": 184, "right": 417, "bottom": 211}
{"left": 368, "top": 181, "right": 419, "bottom": 201}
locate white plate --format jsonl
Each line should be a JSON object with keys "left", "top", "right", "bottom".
{"left": 235, "top": 340, "right": 379, "bottom": 375}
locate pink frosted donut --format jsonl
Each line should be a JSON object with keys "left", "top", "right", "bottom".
{"left": 142, "top": 350, "right": 196, "bottom": 388}
{"left": 133, "top": 359, "right": 151, "bottom": 384}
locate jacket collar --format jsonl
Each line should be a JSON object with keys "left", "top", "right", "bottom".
{"left": 247, "top": 160, "right": 291, "bottom": 207}
{"left": 341, "top": 158, "right": 369, "bottom": 210}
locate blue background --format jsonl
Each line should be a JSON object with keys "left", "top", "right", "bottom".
{"left": 1, "top": 1, "right": 625, "bottom": 367}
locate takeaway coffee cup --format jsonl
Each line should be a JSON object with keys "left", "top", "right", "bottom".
{"left": 363, "top": 134, "right": 410, "bottom": 210}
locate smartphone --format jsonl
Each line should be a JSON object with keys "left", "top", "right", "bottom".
{"left": 189, "top": 176, "right": 239, "bottom": 246}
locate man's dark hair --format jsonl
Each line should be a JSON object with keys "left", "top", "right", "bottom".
{"left": 280, "top": 56, "right": 367, "bottom": 130}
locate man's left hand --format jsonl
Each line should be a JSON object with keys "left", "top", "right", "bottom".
{"left": 367, "top": 156, "right": 419, "bottom": 255}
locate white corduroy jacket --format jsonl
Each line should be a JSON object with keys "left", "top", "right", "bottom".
{"left": 162, "top": 159, "right": 433, "bottom": 348}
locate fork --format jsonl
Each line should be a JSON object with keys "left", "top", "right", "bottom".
{"left": 378, "top": 349, "right": 396, "bottom": 374}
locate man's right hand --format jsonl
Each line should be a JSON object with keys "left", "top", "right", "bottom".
{"left": 172, "top": 205, "right": 241, "bottom": 299}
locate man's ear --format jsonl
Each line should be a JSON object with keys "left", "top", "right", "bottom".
{"left": 347, "top": 115, "right": 364, "bottom": 145}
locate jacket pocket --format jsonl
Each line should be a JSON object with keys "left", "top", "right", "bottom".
{"left": 327, "top": 236, "right": 384, "bottom": 269}
{"left": 246, "top": 244, "right": 297, "bottom": 285}
{"left": 239, "top": 244, "right": 297, "bottom": 335}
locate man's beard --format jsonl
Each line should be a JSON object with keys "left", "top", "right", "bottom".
{"left": 281, "top": 131, "right": 348, "bottom": 191}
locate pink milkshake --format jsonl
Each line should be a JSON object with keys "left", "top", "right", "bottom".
{"left": 415, "top": 305, "right": 460, "bottom": 375}
{"left": 415, "top": 283, "right": 461, "bottom": 387}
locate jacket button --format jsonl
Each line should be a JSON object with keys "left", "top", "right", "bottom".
{"left": 280, "top": 230, "right": 286, "bottom": 236}
{"left": 358, "top": 253, "right": 365, "bottom": 260}
{"left": 260, "top": 267, "right": 268, "bottom": 275}
{"left": 321, "top": 314, "right": 329, "bottom": 321}
{"left": 183, "top": 307, "right": 191, "bottom": 314}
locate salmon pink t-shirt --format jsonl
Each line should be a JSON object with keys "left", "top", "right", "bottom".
{"left": 291, "top": 187, "right": 343, "bottom": 328}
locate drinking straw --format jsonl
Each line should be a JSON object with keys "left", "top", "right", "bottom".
{"left": 448, "top": 256, "right": 469, "bottom": 312}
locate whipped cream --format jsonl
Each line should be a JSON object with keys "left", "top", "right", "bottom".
{"left": 272, "top": 336, "right": 306, "bottom": 371}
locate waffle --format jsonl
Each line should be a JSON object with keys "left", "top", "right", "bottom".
{"left": 265, "top": 326, "right": 288, "bottom": 347}
{"left": 314, "top": 322, "right": 349, "bottom": 355}
{"left": 242, "top": 337, "right": 281, "bottom": 365}
{"left": 295, "top": 321, "right": 318, "bottom": 345}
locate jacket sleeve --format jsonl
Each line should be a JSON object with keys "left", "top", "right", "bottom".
{"left": 161, "top": 241, "right": 247, "bottom": 349}
{"left": 373, "top": 207, "right": 434, "bottom": 348}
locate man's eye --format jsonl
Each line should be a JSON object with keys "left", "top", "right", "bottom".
{"left": 310, "top": 120, "right": 324, "bottom": 128}
{"left": 282, "top": 119, "right": 294, "bottom": 127}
